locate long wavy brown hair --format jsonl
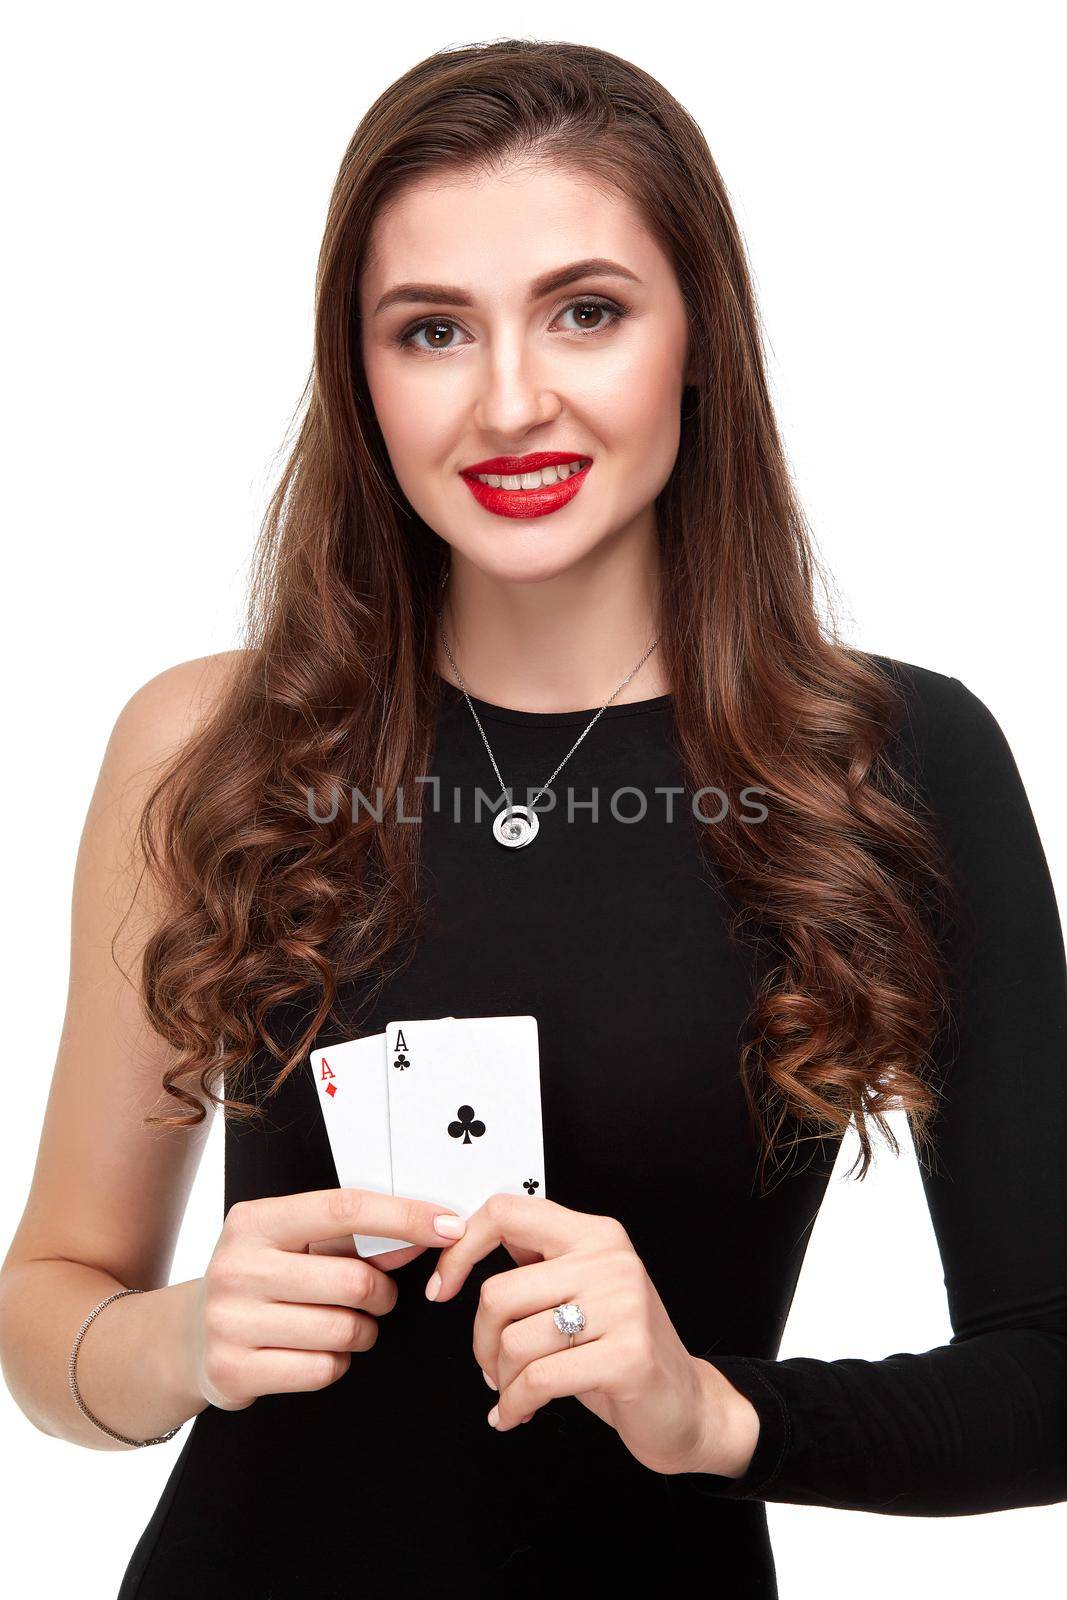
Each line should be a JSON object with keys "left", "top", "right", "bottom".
{"left": 131, "top": 37, "right": 961, "bottom": 1194}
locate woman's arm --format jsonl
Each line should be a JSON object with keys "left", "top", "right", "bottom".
{"left": 685, "top": 667, "right": 1067, "bottom": 1514}
{"left": 0, "top": 652, "right": 244, "bottom": 1447}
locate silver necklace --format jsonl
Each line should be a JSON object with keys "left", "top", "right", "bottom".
{"left": 435, "top": 580, "right": 662, "bottom": 849}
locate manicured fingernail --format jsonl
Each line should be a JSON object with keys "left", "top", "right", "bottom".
{"left": 487, "top": 1405, "right": 500, "bottom": 1427}
{"left": 434, "top": 1214, "right": 465, "bottom": 1238}
{"left": 425, "top": 1270, "right": 441, "bottom": 1300}
{"left": 482, "top": 1368, "right": 497, "bottom": 1390}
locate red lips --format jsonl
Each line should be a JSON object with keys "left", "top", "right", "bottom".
{"left": 460, "top": 459, "right": 593, "bottom": 519}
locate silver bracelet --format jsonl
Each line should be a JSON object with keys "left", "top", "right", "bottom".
{"left": 68, "top": 1287, "right": 184, "bottom": 1447}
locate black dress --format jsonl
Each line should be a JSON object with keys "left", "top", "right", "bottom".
{"left": 117, "top": 657, "right": 1067, "bottom": 1598}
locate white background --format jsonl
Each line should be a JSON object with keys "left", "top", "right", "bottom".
{"left": 1, "top": 3, "right": 1064, "bottom": 1595}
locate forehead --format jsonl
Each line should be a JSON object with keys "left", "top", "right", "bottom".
{"left": 360, "top": 162, "right": 665, "bottom": 305}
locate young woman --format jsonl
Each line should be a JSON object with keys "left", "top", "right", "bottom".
{"left": 1, "top": 37, "right": 1064, "bottom": 1598}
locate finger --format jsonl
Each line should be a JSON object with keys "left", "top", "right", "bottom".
{"left": 493, "top": 1305, "right": 599, "bottom": 1396}
{"left": 268, "top": 1248, "right": 400, "bottom": 1318}
{"left": 502, "top": 1242, "right": 543, "bottom": 1268}
{"left": 232, "top": 1187, "right": 467, "bottom": 1253}
{"left": 491, "top": 1342, "right": 610, "bottom": 1433}
{"left": 242, "top": 1346, "right": 353, "bottom": 1398}
{"left": 237, "top": 1298, "right": 381, "bottom": 1353}
{"left": 472, "top": 1256, "right": 587, "bottom": 1380}
{"left": 430, "top": 1194, "right": 604, "bottom": 1302}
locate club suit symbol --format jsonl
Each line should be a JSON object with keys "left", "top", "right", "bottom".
{"left": 448, "top": 1105, "right": 486, "bottom": 1146}
{"left": 393, "top": 1052, "right": 410, "bottom": 1071}
{"left": 523, "top": 1179, "right": 540, "bottom": 1194}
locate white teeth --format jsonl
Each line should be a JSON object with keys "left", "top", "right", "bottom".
{"left": 474, "top": 459, "right": 587, "bottom": 489}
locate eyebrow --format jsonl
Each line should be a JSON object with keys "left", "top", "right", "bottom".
{"left": 372, "top": 257, "right": 642, "bottom": 317}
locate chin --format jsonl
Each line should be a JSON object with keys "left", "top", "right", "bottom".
{"left": 451, "top": 531, "right": 611, "bottom": 587}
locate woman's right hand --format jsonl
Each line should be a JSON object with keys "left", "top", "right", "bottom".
{"left": 184, "top": 1187, "right": 466, "bottom": 1412}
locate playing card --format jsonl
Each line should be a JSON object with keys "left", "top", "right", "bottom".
{"left": 309, "top": 1033, "right": 408, "bottom": 1257}
{"left": 385, "top": 1015, "right": 545, "bottom": 1219}
{"left": 308, "top": 1019, "right": 455, "bottom": 1257}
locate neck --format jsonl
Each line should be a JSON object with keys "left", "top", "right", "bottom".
{"left": 435, "top": 533, "right": 669, "bottom": 713}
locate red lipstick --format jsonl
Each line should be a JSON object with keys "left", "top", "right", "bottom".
{"left": 459, "top": 451, "right": 593, "bottom": 521}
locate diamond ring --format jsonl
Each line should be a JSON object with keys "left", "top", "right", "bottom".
{"left": 552, "top": 1301, "right": 586, "bottom": 1347}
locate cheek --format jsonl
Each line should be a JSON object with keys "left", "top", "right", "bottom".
{"left": 362, "top": 350, "right": 454, "bottom": 478}
{"left": 588, "top": 335, "right": 685, "bottom": 489}
{"left": 627, "top": 319, "right": 685, "bottom": 412}
{"left": 573, "top": 314, "right": 685, "bottom": 427}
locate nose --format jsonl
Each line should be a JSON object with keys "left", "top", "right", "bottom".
{"left": 471, "top": 336, "right": 562, "bottom": 440}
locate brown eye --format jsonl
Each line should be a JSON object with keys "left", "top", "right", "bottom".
{"left": 396, "top": 318, "right": 463, "bottom": 353}
{"left": 557, "top": 298, "right": 628, "bottom": 336}
{"left": 421, "top": 321, "right": 456, "bottom": 349}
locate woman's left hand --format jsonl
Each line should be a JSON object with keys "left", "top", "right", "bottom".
{"left": 424, "top": 1191, "right": 728, "bottom": 1475}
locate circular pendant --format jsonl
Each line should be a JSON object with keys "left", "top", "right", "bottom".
{"left": 493, "top": 804, "right": 539, "bottom": 849}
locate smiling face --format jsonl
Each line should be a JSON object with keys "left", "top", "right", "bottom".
{"left": 358, "top": 159, "right": 692, "bottom": 586}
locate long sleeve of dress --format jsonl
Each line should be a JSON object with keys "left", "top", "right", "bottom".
{"left": 687, "top": 670, "right": 1067, "bottom": 1515}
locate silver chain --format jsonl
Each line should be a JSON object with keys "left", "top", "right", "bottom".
{"left": 435, "top": 573, "right": 661, "bottom": 813}
{"left": 67, "top": 1287, "right": 183, "bottom": 1447}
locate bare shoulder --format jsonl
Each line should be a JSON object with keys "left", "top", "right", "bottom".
{"left": 83, "top": 647, "right": 254, "bottom": 985}
{"left": 104, "top": 648, "right": 250, "bottom": 781}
